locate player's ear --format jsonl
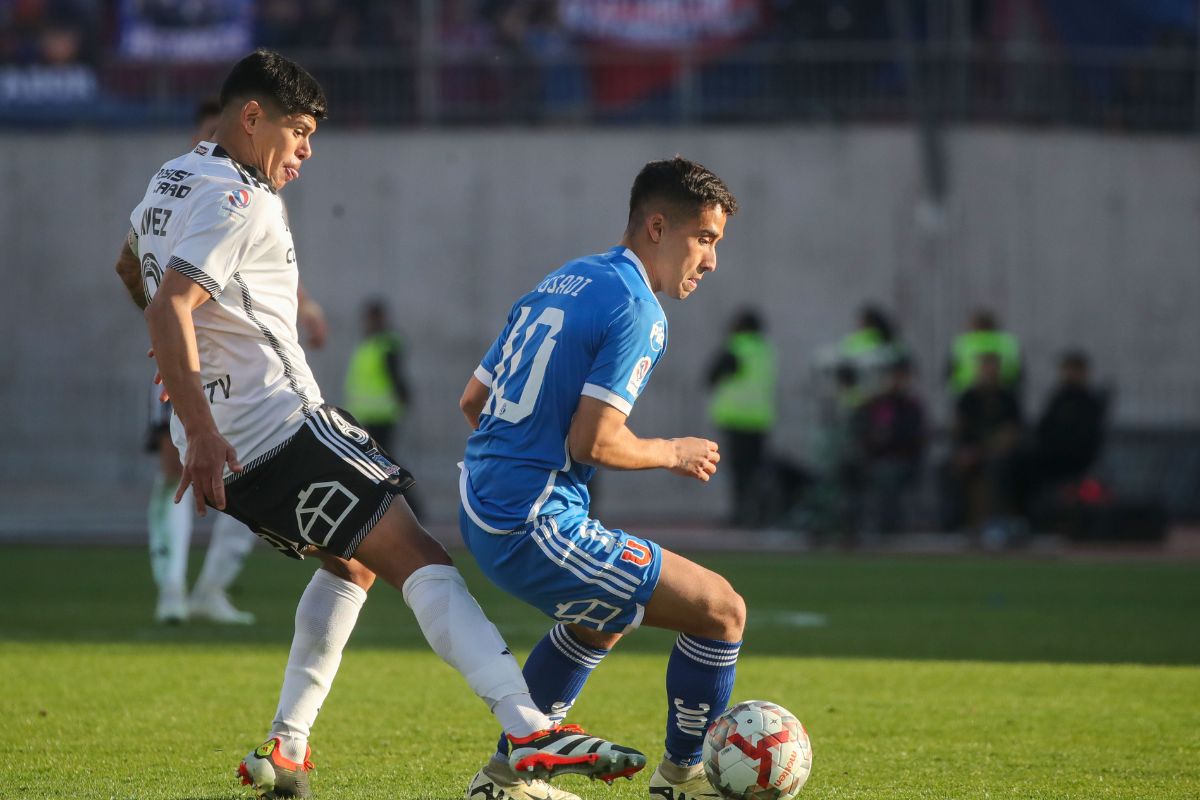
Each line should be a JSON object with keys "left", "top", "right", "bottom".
{"left": 646, "top": 213, "right": 664, "bottom": 244}
{"left": 240, "top": 100, "right": 262, "bottom": 134}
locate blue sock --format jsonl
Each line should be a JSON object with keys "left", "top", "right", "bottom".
{"left": 664, "top": 634, "right": 741, "bottom": 766}
{"left": 495, "top": 623, "right": 610, "bottom": 757}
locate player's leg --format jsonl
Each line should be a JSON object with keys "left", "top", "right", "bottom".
{"left": 641, "top": 549, "right": 746, "bottom": 799}
{"left": 190, "top": 513, "right": 258, "bottom": 624}
{"left": 353, "top": 497, "right": 557, "bottom": 736}
{"left": 359, "top": 499, "right": 645, "bottom": 786}
{"left": 240, "top": 555, "right": 375, "bottom": 797}
{"left": 459, "top": 510, "right": 652, "bottom": 794}
{"left": 149, "top": 432, "right": 192, "bottom": 623}
{"left": 469, "top": 622, "right": 621, "bottom": 800}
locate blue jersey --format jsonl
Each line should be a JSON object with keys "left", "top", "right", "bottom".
{"left": 461, "top": 246, "right": 668, "bottom": 532}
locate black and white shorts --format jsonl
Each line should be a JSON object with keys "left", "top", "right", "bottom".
{"left": 221, "top": 405, "right": 415, "bottom": 560}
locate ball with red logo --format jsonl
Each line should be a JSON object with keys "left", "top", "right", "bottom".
{"left": 702, "top": 700, "right": 812, "bottom": 800}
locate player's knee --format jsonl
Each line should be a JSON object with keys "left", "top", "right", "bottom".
{"left": 568, "top": 623, "right": 622, "bottom": 650}
{"left": 724, "top": 588, "right": 747, "bottom": 642}
{"left": 319, "top": 557, "right": 376, "bottom": 591}
{"left": 705, "top": 577, "right": 746, "bottom": 642}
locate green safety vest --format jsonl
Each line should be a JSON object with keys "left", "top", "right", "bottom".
{"left": 950, "top": 330, "right": 1021, "bottom": 393}
{"left": 344, "top": 333, "right": 404, "bottom": 424}
{"left": 839, "top": 328, "right": 885, "bottom": 358}
{"left": 710, "top": 332, "right": 777, "bottom": 432}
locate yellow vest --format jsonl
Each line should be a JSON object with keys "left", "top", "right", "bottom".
{"left": 344, "top": 333, "right": 404, "bottom": 424}
{"left": 710, "top": 332, "right": 777, "bottom": 432}
{"left": 950, "top": 330, "right": 1020, "bottom": 393}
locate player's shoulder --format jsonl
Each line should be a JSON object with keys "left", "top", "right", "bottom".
{"left": 553, "top": 249, "right": 645, "bottom": 302}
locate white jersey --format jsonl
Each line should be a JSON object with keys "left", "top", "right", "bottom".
{"left": 129, "top": 141, "right": 323, "bottom": 467}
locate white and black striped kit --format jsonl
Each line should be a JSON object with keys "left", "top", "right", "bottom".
{"left": 128, "top": 141, "right": 322, "bottom": 468}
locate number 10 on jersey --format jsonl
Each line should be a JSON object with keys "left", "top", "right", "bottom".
{"left": 484, "top": 306, "right": 564, "bottom": 424}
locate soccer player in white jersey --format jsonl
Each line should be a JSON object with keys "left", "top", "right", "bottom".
{"left": 458, "top": 158, "right": 745, "bottom": 800}
{"left": 143, "top": 97, "right": 330, "bottom": 626}
{"left": 114, "top": 50, "right": 643, "bottom": 800}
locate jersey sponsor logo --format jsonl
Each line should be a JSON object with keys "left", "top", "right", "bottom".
{"left": 152, "top": 168, "right": 194, "bottom": 198}
{"left": 625, "top": 356, "right": 652, "bottom": 397}
{"left": 141, "top": 252, "right": 163, "bottom": 302}
{"left": 203, "top": 374, "right": 232, "bottom": 403}
{"left": 295, "top": 480, "right": 360, "bottom": 547}
{"left": 193, "top": 144, "right": 209, "bottom": 155}
{"left": 649, "top": 320, "right": 665, "bottom": 352}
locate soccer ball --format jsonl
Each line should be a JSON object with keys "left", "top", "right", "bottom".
{"left": 702, "top": 700, "right": 812, "bottom": 800}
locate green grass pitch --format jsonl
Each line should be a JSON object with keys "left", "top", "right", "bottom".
{"left": 1, "top": 545, "right": 1198, "bottom": 799}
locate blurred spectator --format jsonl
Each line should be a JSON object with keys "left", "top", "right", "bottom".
{"left": 189, "top": 95, "right": 220, "bottom": 145}
{"left": 1015, "top": 350, "right": 1107, "bottom": 519}
{"left": 940, "top": 352, "right": 1024, "bottom": 535}
{"left": 839, "top": 304, "right": 908, "bottom": 394}
{"left": 345, "top": 298, "right": 411, "bottom": 454}
{"left": 947, "top": 308, "right": 1021, "bottom": 396}
{"left": 706, "top": 308, "right": 777, "bottom": 528}
{"left": 807, "top": 360, "right": 864, "bottom": 541}
{"left": 853, "top": 357, "right": 927, "bottom": 534}
{"left": 521, "top": 0, "right": 589, "bottom": 120}
{"left": 0, "top": 0, "right": 99, "bottom": 107}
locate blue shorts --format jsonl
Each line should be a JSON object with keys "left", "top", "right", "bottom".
{"left": 459, "top": 506, "right": 663, "bottom": 633}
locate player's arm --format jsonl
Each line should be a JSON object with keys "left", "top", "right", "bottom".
{"left": 568, "top": 396, "right": 719, "bottom": 481}
{"left": 115, "top": 230, "right": 147, "bottom": 310}
{"left": 459, "top": 375, "right": 489, "bottom": 430}
{"left": 144, "top": 269, "right": 242, "bottom": 513}
{"left": 296, "top": 281, "right": 328, "bottom": 349}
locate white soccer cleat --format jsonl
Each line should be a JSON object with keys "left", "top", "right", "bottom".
{"left": 647, "top": 765, "right": 721, "bottom": 800}
{"left": 155, "top": 584, "right": 189, "bottom": 624}
{"left": 466, "top": 760, "right": 582, "bottom": 800}
{"left": 190, "top": 589, "right": 256, "bottom": 625}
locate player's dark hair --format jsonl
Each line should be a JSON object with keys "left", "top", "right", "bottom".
{"left": 194, "top": 96, "right": 221, "bottom": 125}
{"left": 627, "top": 156, "right": 738, "bottom": 223}
{"left": 219, "top": 49, "right": 327, "bottom": 120}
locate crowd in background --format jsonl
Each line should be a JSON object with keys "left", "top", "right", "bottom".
{"left": 704, "top": 302, "right": 1113, "bottom": 547}
{"left": 3, "top": 0, "right": 1198, "bottom": 129}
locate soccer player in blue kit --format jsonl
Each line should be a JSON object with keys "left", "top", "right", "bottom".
{"left": 459, "top": 157, "right": 744, "bottom": 800}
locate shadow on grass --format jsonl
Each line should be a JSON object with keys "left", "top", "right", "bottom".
{"left": 2, "top": 545, "right": 1199, "bottom": 666}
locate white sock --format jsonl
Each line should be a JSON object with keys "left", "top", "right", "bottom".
{"left": 147, "top": 475, "right": 172, "bottom": 589}
{"left": 492, "top": 695, "right": 553, "bottom": 739}
{"left": 193, "top": 513, "right": 256, "bottom": 597}
{"left": 402, "top": 564, "right": 550, "bottom": 736}
{"left": 148, "top": 476, "right": 191, "bottom": 591}
{"left": 268, "top": 568, "right": 367, "bottom": 762}
{"left": 164, "top": 487, "right": 193, "bottom": 589}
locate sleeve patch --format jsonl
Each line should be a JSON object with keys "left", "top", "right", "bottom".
{"left": 625, "top": 356, "right": 653, "bottom": 397}
{"left": 218, "top": 188, "right": 253, "bottom": 220}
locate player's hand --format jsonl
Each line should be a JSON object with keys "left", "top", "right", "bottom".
{"left": 147, "top": 348, "right": 169, "bottom": 402}
{"left": 177, "top": 428, "right": 242, "bottom": 515}
{"left": 668, "top": 437, "right": 720, "bottom": 482}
